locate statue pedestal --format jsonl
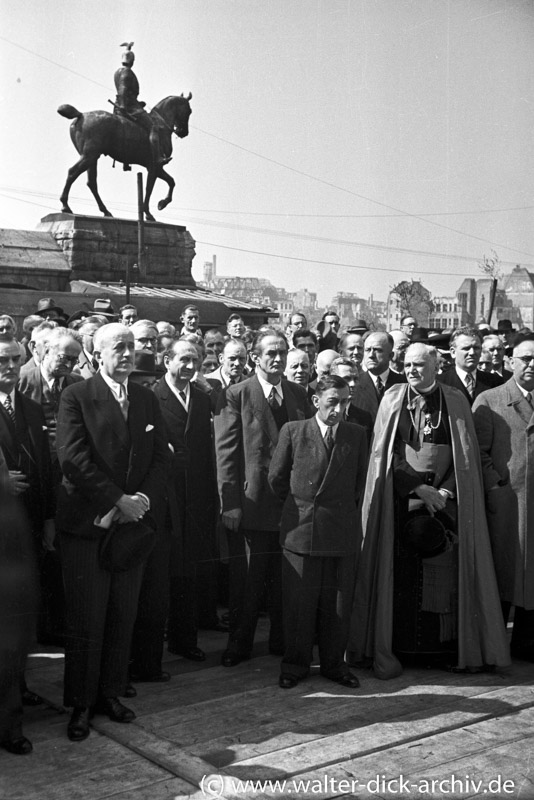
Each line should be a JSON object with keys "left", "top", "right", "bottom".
{"left": 37, "top": 213, "right": 196, "bottom": 287}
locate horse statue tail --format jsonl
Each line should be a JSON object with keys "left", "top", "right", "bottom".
{"left": 57, "top": 104, "right": 82, "bottom": 120}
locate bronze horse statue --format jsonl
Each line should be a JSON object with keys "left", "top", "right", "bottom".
{"left": 58, "top": 94, "right": 192, "bottom": 222}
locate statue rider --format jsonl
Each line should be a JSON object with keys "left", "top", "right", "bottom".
{"left": 114, "top": 42, "right": 171, "bottom": 169}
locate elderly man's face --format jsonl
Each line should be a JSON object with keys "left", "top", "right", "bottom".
{"left": 220, "top": 342, "right": 247, "bottom": 380}
{"left": 511, "top": 340, "right": 534, "bottom": 392}
{"left": 340, "top": 334, "right": 363, "bottom": 365}
{"left": 364, "top": 333, "right": 392, "bottom": 375}
{"left": 43, "top": 339, "right": 81, "bottom": 379}
{"left": 0, "top": 340, "right": 22, "bottom": 393}
{"left": 285, "top": 350, "right": 310, "bottom": 386}
{"left": 133, "top": 324, "right": 158, "bottom": 354}
{"left": 404, "top": 345, "right": 437, "bottom": 392}
{"left": 482, "top": 336, "right": 504, "bottom": 370}
{"left": 95, "top": 331, "right": 135, "bottom": 382}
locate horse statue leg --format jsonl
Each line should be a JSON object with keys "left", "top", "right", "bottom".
{"left": 156, "top": 166, "right": 176, "bottom": 212}
{"left": 60, "top": 153, "right": 94, "bottom": 214}
{"left": 143, "top": 167, "right": 159, "bottom": 222}
{"left": 87, "top": 161, "right": 113, "bottom": 217}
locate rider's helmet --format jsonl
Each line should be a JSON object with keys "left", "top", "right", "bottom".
{"left": 120, "top": 42, "right": 135, "bottom": 67}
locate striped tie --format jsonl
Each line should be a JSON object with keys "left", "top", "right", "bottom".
{"left": 4, "top": 394, "right": 15, "bottom": 424}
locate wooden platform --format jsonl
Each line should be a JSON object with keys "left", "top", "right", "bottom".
{"left": 3, "top": 620, "right": 533, "bottom": 800}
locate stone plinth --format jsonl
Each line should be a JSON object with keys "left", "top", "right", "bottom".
{"left": 37, "top": 214, "right": 196, "bottom": 287}
{"left": 0, "top": 229, "right": 71, "bottom": 292}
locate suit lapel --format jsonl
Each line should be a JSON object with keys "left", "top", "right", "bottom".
{"left": 318, "top": 422, "right": 352, "bottom": 493}
{"left": 92, "top": 373, "right": 130, "bottom": 447}
{"left": 250, "top": 376, "right": 278, "bottom": 443}
{"left": 0, "top": 403, "right": 19, "bottom": 466}
{"left": 360, "top": 372, "right": 379, "bottom": 412}
{"left": 506, "top": 380, "right": 534, "bottom": 427}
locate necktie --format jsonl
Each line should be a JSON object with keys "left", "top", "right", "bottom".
{"left": 4, "top": 394, "right": 15, "bottom": 424}
{"left": 117, "top": 384, "right": 129, "bottom": 421}
{"left": 526, "top": 392, "right": 533, "bottom": 408}
{"left": 269, "top": 387, "right": 280, "bottom": 410}
{"left": 465, "top": 372, "right": 475, "bottom": 398}
{"left": 179, "top": 389, "right": 187, "bottom": 405}
{"left": 50, "top": 379, "right": 61, "bottom": 406}
{"left": 324, "top": 426, "right": 334, "bottom": 457}
{"left": 376, "top": 376, "right": 385, "bottom": 399}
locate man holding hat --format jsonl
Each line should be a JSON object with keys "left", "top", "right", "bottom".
{"left": 347, "top": 342, "right": 509, "bottom": 679}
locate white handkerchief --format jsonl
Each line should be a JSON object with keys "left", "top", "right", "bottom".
{"left": 145, "top": 424, "right": 154, "bottom": 432}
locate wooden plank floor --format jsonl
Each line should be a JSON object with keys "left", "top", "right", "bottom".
{"left": 3, "top": 618, "right": 533, "bottom": 800}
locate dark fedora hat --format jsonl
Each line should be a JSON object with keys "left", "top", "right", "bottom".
{"left": 497, "top": 319, "right": 515, "bottom": 333}
{"left": 35, "top": 297, "right": 64, "bottom": 317}
{"left": 403, "top": 511, "right": 450, "bottom": 558}
{"left": 347, "top": 319, "right": 369, "bottom": 333}
{"left": 92, "top": 298, "right": 117, "bottom": 319}
{"left": 132, "top": 351, "right": 161, "bottom": 376}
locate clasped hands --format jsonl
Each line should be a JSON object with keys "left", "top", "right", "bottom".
{"left": 414, "top": 484, "right": 448, "bottom": 515}
{"left": 115, "top": 493, "right": 149, "bottom": 524}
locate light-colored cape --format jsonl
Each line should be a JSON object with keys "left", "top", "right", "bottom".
{"left": 347, "top": 383, "right": 511, "bottom": 679}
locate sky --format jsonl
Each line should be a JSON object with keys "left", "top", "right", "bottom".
{"left": 1, "top": 0, "right": 533, "bottom": 306}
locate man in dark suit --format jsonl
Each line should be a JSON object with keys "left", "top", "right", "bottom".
{"left": 72, "top": 316, "right": 106, "bottom": 379}
{"left": 438, "top": 326, "right": 498, "bottom": 405}
{"left": 0, "top": 336, "right": 55, "bottom": 749}
{"left": 473, "top": 333, "right": 534, "bottom": 661}
{"left": 56, "top": 323, "right": 169, "bottom": 742}
{"left": 214, "top": 329, "right": 311, "bottom": 666}
{"left": 330, "top": 357, "right": 373, "bottom": 445}
{"left": 18, "top": 328, "right": 84, "bottom": 643}
{"left": 153, "top": 339, "right": 218, "bottom": 662}
{"left": 269, "top": 375, "right": 367, "bottom": 689}
{"left": 351, "top": 331, "right": 405, "bottom": 424}
{"left": 481, "top": 334, "right": 513, "bottom": 385}
{"left": 206, "top": 339, "right": 247, "bottom": 412}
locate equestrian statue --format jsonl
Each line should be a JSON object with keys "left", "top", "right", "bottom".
{"left": 58, "top": 43, "right": 192, "bottom": 222}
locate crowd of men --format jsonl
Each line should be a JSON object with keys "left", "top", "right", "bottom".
{"left": 0, "top": 298, "right": 531, "bottom": 755}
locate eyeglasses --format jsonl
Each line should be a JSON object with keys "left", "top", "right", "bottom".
{"left": 55, "top": 354, "right": 79, "bottom": 364}
{"left": 137, "top": 337, "right": 158, "bottom": 345}
{"left": 514, "top": 355, "right": 534, "bottom": 366}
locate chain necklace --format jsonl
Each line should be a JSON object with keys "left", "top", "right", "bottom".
{"left": 408, "top": 386, "right": 443, "bottom": 437}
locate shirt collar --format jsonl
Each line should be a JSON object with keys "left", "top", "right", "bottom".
{"left": 514, "top": 380, "right": 531, "bottom": 400}
{"left": 256, "top": 372, "right": 283, "bottom": 401}
{"left": 165, "top": 373, "right": 190, "bottom": 407}
{"left": 455, "top": 366, "right": 475, "bottom": 385}
{"left": 369, "top": 368, "right": 389, "bottom": 386}
{"left": 315, "top": 415, "right": 339, "bottom": 439}
{"left": 0, "top": 388, "right": 15, "bottom": 406}
{"left": 100, "top": 370, "right": 129, "bottom": 399}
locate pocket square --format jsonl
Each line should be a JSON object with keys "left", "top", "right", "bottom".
{"left": 145, "top": 424, "right": 154, "bottom": 432}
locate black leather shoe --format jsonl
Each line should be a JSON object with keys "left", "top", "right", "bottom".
{"left": 94, "top": 697, "right": 135, "bottom": 723}
{"left": 221, "top": 650, "right": 250, "bottom": 667}
{"left": 123, "top": 683, "right": 137, "bottom": 698}
{"left": 130, "top": 671, "right": 171, "bottom": 683}
{"left": 168, "top": 646, "right": 206, "bottom": 662}
{"left": 2, "top": 736, "right": 33, "bottom": 755}
{"left": 279, "top": 674, "right": 298, "bottom": 689}
{"left": 325, "top": 672, "right": 360, "bottom": 689}
{"left": 21, "top": 688, "right": 43, "bottom": 706}
{"left": 67, "top": 707, "right": 91, "bottom": 742}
